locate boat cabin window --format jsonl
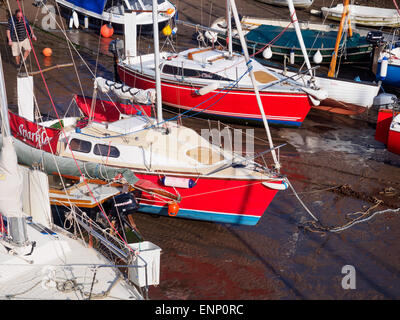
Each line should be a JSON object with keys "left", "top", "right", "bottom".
{"left": 138, "top": 0, "right": 165, "bottom": 8}
{"left": 104, "top": 0, "right": 124, "bottom": 11}
{"left": 123, "top": 0, "right": 165, "bottom": 10}
{"left": 69, "top": 138, "right": 92, "bottom": 153}
{"left": 93, "top": 144, "right": 121, "bottom": 158}
{"left": 162, "top": 64, "right": 231, "bottom": 81}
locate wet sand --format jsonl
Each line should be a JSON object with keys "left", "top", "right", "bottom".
{"left": 0, "top": 0, "right": 399, "bottom": 299}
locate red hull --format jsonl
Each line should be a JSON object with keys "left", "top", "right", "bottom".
{"left": 134, "top": 172, "right": 283, "bottom": 225}
{"left": 375, "top": 109, "right": 394, "bottom": 144}
{"left": 388, "top": 129, "right": 400, "bottom": 155}
{"left": 117, "top": 65, "right": 312, "bottom": 126}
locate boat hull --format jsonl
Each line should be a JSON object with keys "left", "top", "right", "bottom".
{"left": 0, "top": 135, "right": 283, "bottom": 226}
{"left": 266, "top": 65, "right": 380, "bottom": 113}
{"left": 375, "top": 109, "right": 394, "bottom": 144}
{"left": 377, "top": 61, "right": 400, "bottom": 87}
{"left": 321, "top": 5, "right": 400, "bottom": 27}
{"left": 258, "top": 0, "right": 314, "bottom": 8}
{"left": 134, "top": 172, "right": 283, "bottom": 225}
{"left": 117, "top": 65, "right": 312, "bottom": 126}
{"left": 57, "top": 2, "right": 171, "bottom": 34}
{"left": 388, "top": 129, "right": 400, "bottom": 155}
{"left": 226, "top": 35, "right": 373, "bottom": 65}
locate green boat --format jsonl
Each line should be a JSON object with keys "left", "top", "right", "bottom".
{"left": 211, "top": 16, "right": 375, "bottom": 65}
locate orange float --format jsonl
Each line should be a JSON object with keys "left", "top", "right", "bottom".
{"left": 166, "top": 8, "right": 174, "bottom": 15}
{"left": 168, "top": 202, "right": 179, "bottom": 216}
{"left": 42, "top": 47, "right": 52, "bottom": 57}
{"left": 101, "top": 24, "right": 114, "bottom": 38}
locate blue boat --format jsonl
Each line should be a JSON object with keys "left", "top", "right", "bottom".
{"left": 376, "top": 47, "right": 400, "bottom": 87}
{"left": 55, "top": 0, "right": 176, "bottom": 33}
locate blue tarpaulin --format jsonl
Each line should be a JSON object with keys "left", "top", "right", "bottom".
{"left": 63, "top": 0, "right": 107, "bottom": 15}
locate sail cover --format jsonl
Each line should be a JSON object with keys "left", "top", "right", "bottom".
{"left": 75, "top": 95, "right": 152, "bottom": 123}
{"left": 245, "top": 25, "right": 370, "bottom": 49}
{"left": 0, "top": 136, "right": 23, "bottom": 218}
{"left": 95, "top": 77, "right": 156, "bottom": 105}
{"left": 8, "top": 111, "right": 61, "bottom": 154}
{"left": 59, "top": 0, "right": 107, "bottom": 15}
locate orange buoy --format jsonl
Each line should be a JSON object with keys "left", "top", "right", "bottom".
{"left": 168, "top": 202, "right": 179, "bottom": 217}
{"left": 166, "top": 8, "right": 174, "bottom": 15}
{"left": 101, "top": 24, "right": 114, "bottom": 38}
{"left": 42, "top": 47, "right": 52, "bottom": 57}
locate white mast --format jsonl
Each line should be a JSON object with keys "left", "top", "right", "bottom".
{"left": 226, "top": 0, "right": 233, "bottom": 58}
{"left": 287, "top": 0, "right": 313, "bottom": 76}
{"left": 152, "top": 0, "right": 163, "bottom": 125}
{"left": 0, "top": 55, "right": 10, "bottom": 136}
{"left": 228, "top": 0, "right": 280, "bottom": 169}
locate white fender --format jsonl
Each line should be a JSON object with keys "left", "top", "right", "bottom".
{"left": 84, "top": 16, "right": 89, "bottom": 29}
{"left": 263, "top": 180, "right": 288, "bottom": 191}
{"left": 68, "top": 16, "right": 73, "bottom": 29}
{"left": 72, "top": 10, "right": 79, "bottom": 28}
{"left": 380, "top": 56, "right": 389, "bottom": 79}
{"left": 290, "top": 50, "right": 295, "bottom": 64}
{"left": 196, "top": 82, "right": 219, "bottom": 96}
{"left": 205, "top": 31, "right": 218, "bottom": 44}
{"left": 262, "top": 46, "right": 273, "bottom": 60}
{"left": 301, "top": 87, "right": 328, "bottom": 101}
{"left": 308, "top": 95, "right": 320, "bottom": 106}
{"left": 313, "top": 49, "right": 323, "bottom": 64}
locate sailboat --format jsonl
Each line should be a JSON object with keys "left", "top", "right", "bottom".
{"left": 214, "top": 0, "right": 381, "bottom": 115}
{"left": 55, "top": 0, "right": 176, "bottom": 33}
{"left": 2, "top": 1, "right": 288, "bottom": 226}
{"left": 115, "top": 0, "right": 329, "bottom": 127}
{"left": 0, "top": 54, "right": 151, "bottom": 300}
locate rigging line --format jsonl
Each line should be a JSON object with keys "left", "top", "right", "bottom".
{"left": 180, "top": 181, "right": 264, "bottom": 200}
{"left": 4, "top": 1, "right": 35, "bottom": 104}
{"left": 37, "top": 1, "right": 117, "bottom": 108}
{"left": 77, "top": 65, "right": 252, "bottom": 140}
{"left": 250, "top": 13, "right": 295, "bottom": 58}
{"left": 210, "top": 14, "right": 294, "bottom": 76}
{"left": 286, "top": 178, "right": 319, "bottom": 222}
{"left": 52, "top": 1, "right": 90, "bottom": 111}
{"left": 14, "top": 0, "right": 135, "bottom": 254}
{"left": 45, "top": 1, "right": 144, "bottom": 121}
{"left": 4, "top": 1, "right": 78, "bottom": 216}
{"left": 306, "top": 0, "right": 336, "bottom": 56}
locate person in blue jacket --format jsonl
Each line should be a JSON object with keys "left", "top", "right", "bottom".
{"left": 6, "top": 9, "right": 37, "bottom": 67}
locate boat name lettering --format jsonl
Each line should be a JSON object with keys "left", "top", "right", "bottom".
{"left": 18, "top": 124, "right": 53, "bottom": 147}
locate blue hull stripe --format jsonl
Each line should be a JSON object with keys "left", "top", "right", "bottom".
{"left": 138, "top": 204, "right": 261, "bottom": 225}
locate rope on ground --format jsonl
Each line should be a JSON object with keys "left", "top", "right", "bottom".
{"left": 290, "top": 183, "right": 400, "bottom": 234}
{"left": 286, "top": 178, "right": 319, "bottom": 222}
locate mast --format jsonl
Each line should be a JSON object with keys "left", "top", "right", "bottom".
{"left": 0, "top": 55, "right": 10, "bottom": 136}
{"left": 152, "top": 0, "right": 163, "bottom": 125}
{"left": 287, "top": 0, "right": 313, "bottom": 76}
{"left": 328, "top": 0, "right": 350, "bottom": 78}
{"left": 226, "top": 0, "right": 233, "bottom": 58}
{"left": 123, "top": 0, "right": 133, "bottom": 10}
{"left": 228, "top": 0, "right": 280, "bottom": 170}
